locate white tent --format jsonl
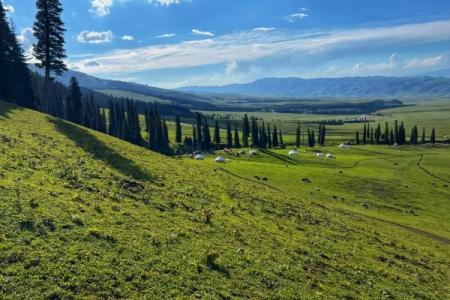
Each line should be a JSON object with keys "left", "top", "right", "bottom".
{"left": 215, "top": 156, "right": 226, "bottom": 163}
{"left": 194, "top": 154, "right": 205, "bottom": 160}
{"left": 316, "top": 153, "right": 325, "bottom": 158}
{"left": 326, "top": 154, "right": 336, "bottom": 159}
{"left": 288, "top": 150, "right": 298, "bottom": 156}
{"left": 249, "top": 150, "right": 257, "bottom": 155}
{"left": 339, "top": 143, "right": 351, "bottom": 149}
{"left": 393, "top": 143, "right": 399, "bottom": 147}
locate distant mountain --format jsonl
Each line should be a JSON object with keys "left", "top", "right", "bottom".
{"left": 179, "top": 76, "right": 450, "bottom": 99}
{"left": 28, "top": 66, "right": 217, "bottom": 110}
{"left": 418, "top": 69, "right": 450, "bottom": 78}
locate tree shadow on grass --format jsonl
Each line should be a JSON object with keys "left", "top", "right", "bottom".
{"left": 49, "top": 117, "right": 153, "bottom": 181}
{"left": 260, "top": 149, "right": 298, "bottom": 165}
{"left": 0, "top": 100, "right": 25, "bottom": 120}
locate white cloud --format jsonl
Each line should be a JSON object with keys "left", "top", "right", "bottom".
{"left": 285, "top": 8, "right": 309, "bottom": 22}
{"left": 226, "top": 61, "right": 238, "bottom": 75}
{"left": 192, "top": 29, "right": 214, "bottom": 37}
{"left": 405, "top": 55, "right": 443, "bottom": 69}
{"left": 148, "top": 0, "right": 190, "bottom": 6}
{"left": 70, "top": 21, "right": 450, "bottom": 75}
{"left": 156, "top": 33, "right": 176, "bottom": 38}
{"left": 17, "top": 27, "right": 35, "bottom": 59}
{"left": 77, "top": 30, "right": 114, "bottom": 44}
{"left": 121, "top": 35, "right": 134, "bottom": 41}
{"left": 4, "top": 4, "right": 14, "bottom": 13}
{"left": 90, "top": 0, "right": 113, "bottom": 16}
{"left": 252, "top": 27, "right": 276, "bottom": 32}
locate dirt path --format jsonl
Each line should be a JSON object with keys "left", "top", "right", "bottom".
{"left": 214, "top": 166, "right": 283, "bottom": 192}
{"left": 417, "top": 154, "right": 450, "bottom": 184}
{"left": 334, "top": 207, "right": 450, "bottom": 245}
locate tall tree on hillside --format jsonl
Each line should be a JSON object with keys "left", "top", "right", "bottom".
{"left": 242, "top": 114, "right": 250, "bottom": 147}
{"left": 279, "top": 130, "right": 285, "bottom": 148}
{"left": 430, "top": 128, "right": 436, "bottom": 144}
{"left": 195, "top": 113, "right": 203, "bottom": 151}
{"left": 192, "top": 125, "right": 197, "bottom": 149}
{"left": 202, "top": 116, "right": 212, "bottom": 149}
{"left": 175, "top": 116, "right": 182, "bottom": 144}
{"left": 375, "top": 123, "right": 381, "bottom": 144}
{"left": 296, "top": 124, "right": 301, "bottom": 148}
{"left": 233, "top": 126, "right": 241, "bottom": 148}
{"left": 65, "top": 77, "right": 82, "bottom": 124}
{"left": 370, "top": 127, "right": 374, "bottom": 144}
{"left": 267, "top": 125, "right": 272, "bottom": 148}
{"left": 355, "top": 131, "right": 360, "bottom": 145}
{"left": 421, "top": 127, "right": 426, "bottom": 144}
{"left": 363, "top": 124, "right": 367, "bottom": 144}
{"left": 214, "top": 120, "right": 221, "bottom": 145}
{"left": 226, "top": 121, "right": 232, "bottom": 148}
{"left": 384, "top": 123, "right": 390, "bottom": 144}
{"left": 0, "top": 3, "right": 35, "bottom": 108}
{"left": 33, "top": 0, "right": 67, "bottom": 84}
{"left": 272, "top": 125, "right": 279, "bottom": 148}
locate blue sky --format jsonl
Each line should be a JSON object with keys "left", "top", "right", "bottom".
{"left": 5, "top": 0, "right": 450, "bottom": 88}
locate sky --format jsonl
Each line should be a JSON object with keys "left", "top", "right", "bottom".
{"left": 4, "top": 0, "right": 450, "bottom": 88}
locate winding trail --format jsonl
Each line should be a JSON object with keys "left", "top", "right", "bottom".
{"left": 416, "top": 154, "right": 450, "bottom": 184}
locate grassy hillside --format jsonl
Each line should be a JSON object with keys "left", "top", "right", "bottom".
{"left": 0, "top": 100, "right": 449, "bottom": 299}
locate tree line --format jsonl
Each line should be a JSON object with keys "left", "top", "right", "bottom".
{"left": 355, "top": 121, "right": 437, "bottom": 145}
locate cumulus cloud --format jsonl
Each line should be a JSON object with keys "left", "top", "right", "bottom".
{"left": 121, "top": 35, "right": 134, "bottom": 41}
{"left": 4, "top": 4, "right": 14, "bottom": 13}
{"left": 156, "top": 33, "right": 176, "bottom": 38}
{"left": 226, "top": 61, "right": 238, "bottom": 75}
{"left": 17, "top": 27, "right": 35, "bottom": 59}
{"left": 77, "top": 30, "right": 114, "bottom": 44}
{"left": 70, "top": 20, "right": 450, "bottom": 75}
{"left": 192, "top": 29, "right": 214, "bottom": 37}
{"left": 285, "top": 8, "right": 309, "bottom": 22}
{"left": 90, "top": 0, "right": 113, "bottom": 16}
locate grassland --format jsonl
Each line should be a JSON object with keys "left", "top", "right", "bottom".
{"left": 0, "top": 100, "right": 449, "bottom": 299}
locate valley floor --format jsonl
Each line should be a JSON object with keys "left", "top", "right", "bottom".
{"left": 0, "top": 101, "right": 449, "bottom": 299}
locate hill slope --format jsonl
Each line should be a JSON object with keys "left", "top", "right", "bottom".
{"left": 180, "top": 76, "right": 450, "bottom": 99}
{"left": 0, "top": 101, "right": 448, "bottom": 299}
{"left": 29, "top": 66, "right": 217, "bottom": 110}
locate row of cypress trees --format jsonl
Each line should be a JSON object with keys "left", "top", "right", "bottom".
{"left": 356, "top": 121, "right": 437, "bottom": 145}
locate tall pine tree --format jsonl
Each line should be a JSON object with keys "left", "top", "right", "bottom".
{"left": 33, "top": 0, "right": 67, "bottom": 83}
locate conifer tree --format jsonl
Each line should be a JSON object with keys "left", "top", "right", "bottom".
{"left": 192, "top": 125, "right": 197, "bottom": 149}
{"left": 267, "top": 125, "right": 272, "bottom": 148}
{"left": 226, "top": 121, "right": 232, "bottom": 148}
{"left": 214, "top": 120, "right": 221, "bottom": 145}
{"left": 202, "top": 116, "right": 212, "bottom": 150}
{"left": 195, "top": 113, "right": 203, "bottom": 151}
{"left": 389, "top": 129, "right": 395, "bottom": 145}
{"left": 375, "top": 123, "right": 381, "bottom": 144}
{"left": 430, "top": 128, "right": 436, "bottom": 144}
{"left": 234, "top": 126, "right": 241, "bottom": 148}
{"left": 242, "top": 114, "right": 250, "bottom": 147}
{"left": 296, "top": 124, "right": 301, "bottom": 148}
{"left": 310, "top": 130, "right": 316, "bottom": 147}
{"left": 363, "top": 124, "right": 367, "bottom": 144}
{"left": 65, "top": 77, "right": 82, "bottom": 124}
{"left": 356, "top": 131, "right": 360, "bottom": 145}
{"left": 0, "top": 3, "right": 35, "bottom": 107}
{"left": 384, "top": 123, "right": 390, "bottom": 144}
{"left": 272, "top": 126, "right": 279, "bottom": 148}
{"left": 422, "top": 127, "right": 426, "bottom": 144}
{"left": 321, "top": 124, "right": 326, "bottom": 146}
{"left": 370, "top": 128, "right": 374, "bottom": 144}
{"left": 251, "top": 117, "right": 259, "bottom": 147}
{"left": 33, "top": 0, "right": 67, "bottom": 84}
{"left": 279, "top": 130, "right": 285, "bottom": 148}
{"left": 175, "top": 116, "right": 182, "bottom": 144}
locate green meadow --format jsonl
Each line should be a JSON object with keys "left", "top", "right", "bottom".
{"left": 0, "top": 100, "right": 449, "bottom": 299}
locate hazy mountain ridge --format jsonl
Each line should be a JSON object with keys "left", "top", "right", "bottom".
{"left": 179, "top": 76, "right": 450, "bottom": 99}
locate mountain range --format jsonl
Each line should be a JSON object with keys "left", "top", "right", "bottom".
{"left": 179, "top": 76, "right": 450, "bottom": 99}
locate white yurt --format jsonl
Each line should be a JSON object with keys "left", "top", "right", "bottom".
{"left": 249, "top": 149, "right": 257, "bottom": 156}
{"left": 393, "top": 143, "right": 399, "bottom": 147}
{"left": 215, "top": 156, "right": 226, "bottom": 163}
{"left": 288, "top": 150, "right": 298, "bottom": 156}
{"left": 316, "top": 153, "right": 325, "bottom": 158}
{"left": 326, "top": 153, "right": 336, "bottom": 159}
{"left": 339, "top": 143, "right": 351, "bottom": 149}
{"left": 194, "top": 154, "right": 205, "bottom": 160}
